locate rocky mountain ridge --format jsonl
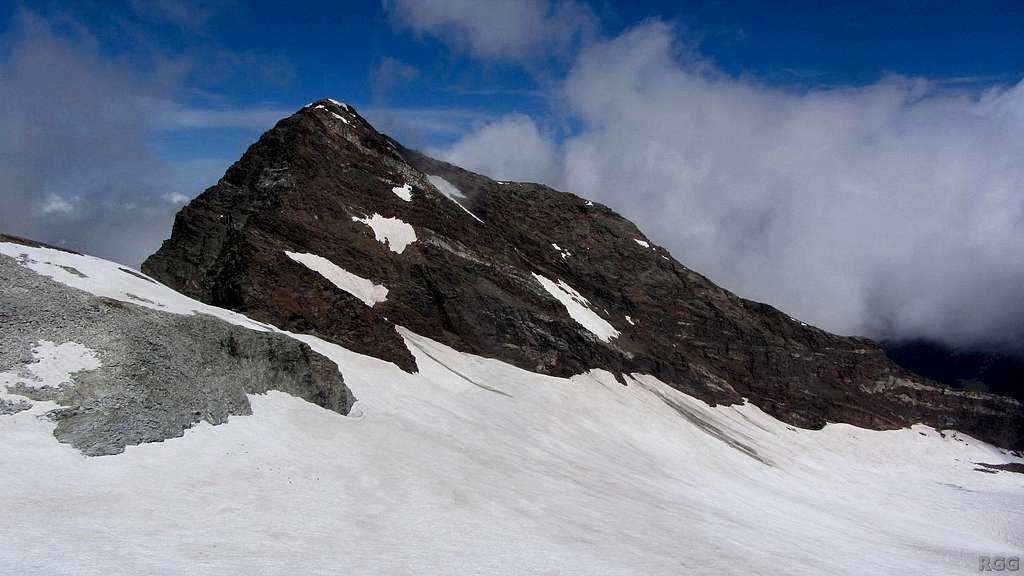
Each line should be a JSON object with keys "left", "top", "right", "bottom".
{"left": 143, "top": 98, "right": 1023, "bottom": 449}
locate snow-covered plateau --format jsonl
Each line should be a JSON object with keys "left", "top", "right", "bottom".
{"left": 0, "top": 241, "right": 1021, "bottom": 576}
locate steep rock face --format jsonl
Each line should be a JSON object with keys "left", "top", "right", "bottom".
{"left": 144, "top": 99, "right": 1023, "bottom": 448}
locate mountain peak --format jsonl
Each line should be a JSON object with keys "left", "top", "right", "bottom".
{"left": 143, "top": 101, "right": 1023, "bottom": 449}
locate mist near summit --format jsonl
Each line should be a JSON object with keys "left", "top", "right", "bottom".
{"left": 428, "top": 19, "right": 1024, "bottom": 354}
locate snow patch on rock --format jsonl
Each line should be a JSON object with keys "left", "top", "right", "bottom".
{"left": 352, "top": 214, "right": 417, "bottom": 254}
{"left": 532, "top": 273, "right": 620, "bottom": 342}
{"left": 326, "top": 98, "right": 352, "bottom": 112}
{"left": 0, "top": 340, "right": 101, "bottom": 413}
{"left": 1, "top": 340, "right": 101, "bottom": 402}
{"left": 634, "top": 239, "right": 651, "bottom": 249}
{"left": 285, "top": 251, "right": 388, "bottom": 306}
{"left": 551, "top": 243, "right": 572, "bottom": 259}
{"left": 391, "top": 183, "right": 413, "bottom": 202}
{"left": 314, "top": 104, "right": 351, "bottom": 125}
{"left": 24, "top": 340, "right": 101, "bottom": 388}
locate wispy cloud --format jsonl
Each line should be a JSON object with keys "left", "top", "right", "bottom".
{"left": 441, "top": 86, "right": 546, "bottom": 98}
{"left": 361, "top": 106, "right": 493, "bottom": 146}
{"left": 128, "top": 0, "right": 235, "bottom": 30}
{"left": 381, "top": 0, "right": 597, "bottom": 62}
{"left": 145, "top": 98, "right": 293, "bottom": 131}
{"left": 370, "top": 56, "right": 421, "bottom": 103}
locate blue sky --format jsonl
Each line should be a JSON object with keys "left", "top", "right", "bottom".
{"left": 2, "top": 0, "right": 1024, "bottom": 351}
{"left": 5, "top": 0, "right": 1023, "bottom": 159}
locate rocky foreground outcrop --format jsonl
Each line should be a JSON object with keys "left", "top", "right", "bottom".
{"left": 143, "top": 99, "right": 1023, "bottom": 449}
{"left": 0, "top": 240, "right": 354, "bottom": 456}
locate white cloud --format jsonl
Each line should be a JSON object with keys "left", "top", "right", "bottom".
{"left": 41, "top": 194, "right": 75, "bottom": 214}
{"left": 429, "top": 113, "right": 559, "bottom": 184}
{"left": 381, "top": 0, "right": 596, "bottom": 61}
{"left": 162, "top": 193, "right": 190, "bottom": 205}
{"left": 434, "top": 21, "right": 1024, "bottom": 351}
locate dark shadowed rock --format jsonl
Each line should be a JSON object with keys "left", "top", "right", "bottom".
{"left": 974, "top": 462, "right": 1024, "bottom": 474}
{"left": 883, "top": 339, "right": 1024, "bottom": 402}
{"left": 143, "top": 98, "right": 1023, "bottom": 449}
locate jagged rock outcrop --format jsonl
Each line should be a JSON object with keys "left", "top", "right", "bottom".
{"left": 143, "top": 99, "right": 1023, "bottom": 449}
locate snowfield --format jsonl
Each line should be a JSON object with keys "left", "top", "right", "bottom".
{"left": 1, "top": 242, "right": 1022, "bottom": 576}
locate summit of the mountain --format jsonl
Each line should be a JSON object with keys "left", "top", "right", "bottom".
{"left": 141, "top": 98, "right": 1023, "bottom": 449}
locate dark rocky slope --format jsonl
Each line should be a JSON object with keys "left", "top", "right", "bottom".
{"left": 144, "top": 99, "right": 1023, "bottom": 449}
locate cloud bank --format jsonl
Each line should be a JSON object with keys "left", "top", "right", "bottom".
{"left": 0, "top": 12, "right": 190, "bottom": 266}
{"left": 434, "top": 21, "right": 1024, "bottom": 352}
{"left": 0, "top": 11, "right": 283, "bottom": 266}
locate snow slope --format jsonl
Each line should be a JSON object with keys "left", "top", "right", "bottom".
{"left": 1, "top": 242, "right": 1021, "bottom": 576}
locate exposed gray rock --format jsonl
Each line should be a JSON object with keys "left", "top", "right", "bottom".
{"left": 0, "top": 398, "right": 31, "bottom": 415}
{"left": 0, "top": 253, "right": 354, "bottom": 456}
